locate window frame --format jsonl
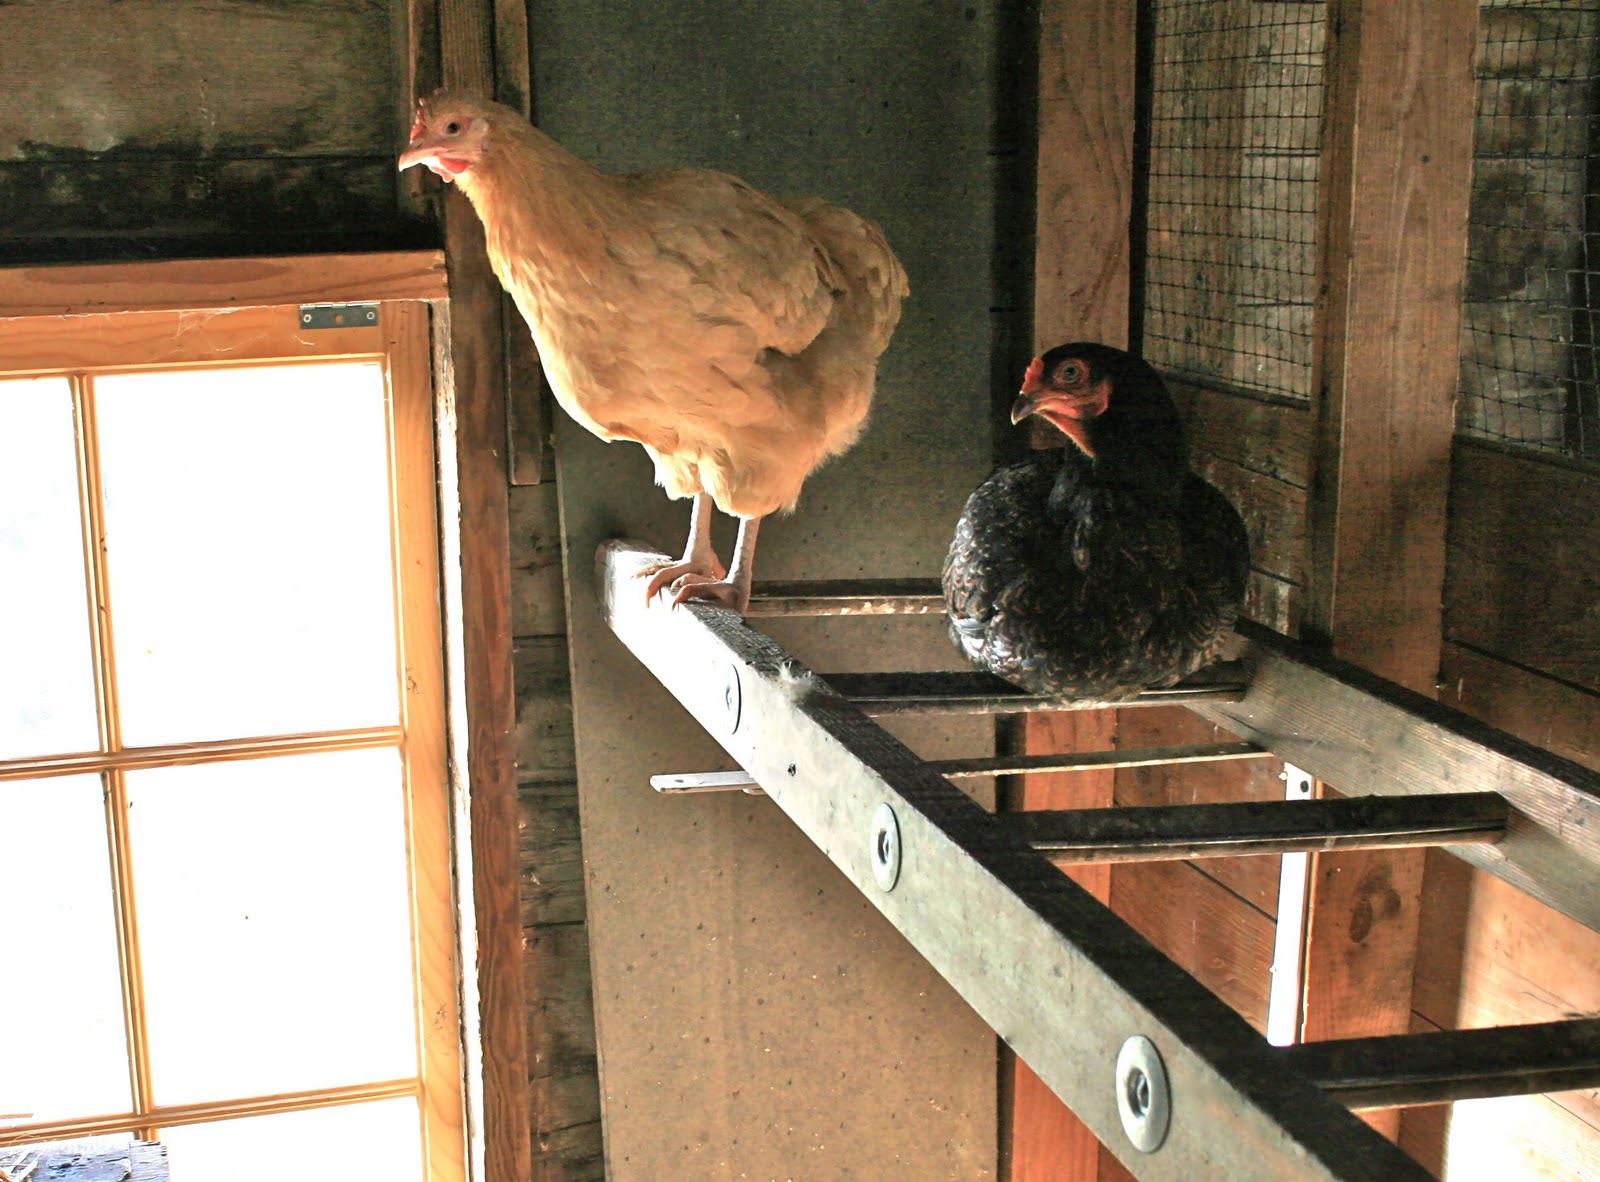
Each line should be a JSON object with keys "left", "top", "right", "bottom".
{"left": 0, "top": 287, "right": 467, "bottom": 1182}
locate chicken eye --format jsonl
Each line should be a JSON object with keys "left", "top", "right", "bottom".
{"left": 444, "top": 120, "right": 462, "bottom": 135}
{"left": 1056, "top": 360, "right": 1087, "bottom": 387}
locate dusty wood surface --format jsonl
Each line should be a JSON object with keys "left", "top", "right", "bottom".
{"left": 1438, "top": 640, "right": 1600, "bottom": 780}
{"left": 0, "top": 0, "right": 423, "bottom": 262}
{"left": 0, "top": 252, "right": 446, "bottom": 318}
{"left": 597, "top": 539, "right": 1432, "bottom": 1182}
{"left": 1445, "top": 441, "right": 1600, "bottom": 696}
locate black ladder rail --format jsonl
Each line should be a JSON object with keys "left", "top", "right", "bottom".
{"left": 600, "top": 539, "right": 1431, "bottom": 1182}
{"left": 1004, "top": 791, "right": 1509, "bottom": 863}
{"left": 1279, "top": 1017, "right": 1600, "bottom": 1110}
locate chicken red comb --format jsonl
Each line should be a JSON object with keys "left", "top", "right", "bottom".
{"left": 1023, "top": 356, "right": 1044, "bottom": 389}
{"left": 410, "top": 98, "right": 430, "bottom": 142}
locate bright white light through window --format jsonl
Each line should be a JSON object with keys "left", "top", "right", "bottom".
{"left": 159, "top": 1098, "right": 424, "bottom": 1182}
{"left": 0, "top": 776, "right": 132, "bottom": 1125}
{"left": 0, "top": 378, "right": 100, "bottom": 759}
{"left": 129, "top": 749, "right": 418, "bottom": 1104}
{"left": 94, "top": 364, "right": 399, "bottom": 746}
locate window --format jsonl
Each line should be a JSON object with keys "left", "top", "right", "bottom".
{"left": 0, "top": 303, "right": 464, "bottom": 1181}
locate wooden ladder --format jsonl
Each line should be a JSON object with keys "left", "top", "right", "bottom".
{"left": 597, "top": 538, "right": 1600, "bottom": 1182}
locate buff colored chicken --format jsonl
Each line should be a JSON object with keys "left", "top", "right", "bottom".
{"left": 399, "top": 92, "right": 909, "bottom": 613}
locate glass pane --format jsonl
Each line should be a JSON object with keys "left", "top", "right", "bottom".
{"left": 0, "top": 776, "right": 132, "bottom": 1125}
{"left": 94, "top": 364, "right": 398, "bottom": 745}
{"left": 0, "top": 378, "right": 99, "bottom": 759}
{"left": 128, "top": 749, "right": 417, "bottom": 1103}
{"left": 160, "top": 1098, "right": 423, "bottom": 1182}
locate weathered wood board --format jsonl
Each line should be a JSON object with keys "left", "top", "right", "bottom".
{"left": 0, "top": 0, "right": 425, "bottom": 261}
{"left": 540, "top": 4, "right": 1003, "bottom": 1177}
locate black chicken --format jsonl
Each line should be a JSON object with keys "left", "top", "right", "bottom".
{"left": 942, "top": 343, "right": 1249, "bottom": 701}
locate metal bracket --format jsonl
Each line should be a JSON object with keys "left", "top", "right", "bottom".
{"left": 299, "top": 303, "right": 379, "bottom": 330}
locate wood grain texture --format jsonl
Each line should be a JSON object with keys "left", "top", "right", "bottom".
{"left": 1307, "top": 0, "right": 1477, "bottom": 685}
{"left": 1301, "top": 3, "right": 1477, "bottom": 1142}
{"left": 1438, "top": 641, "right": 1600, "bottom": 774}
{"left": 1114, "top": 707, "right": 1283, "bottom": 918}
{"left": 1169, "top": 380, "right": 1313, "bottom": 490}
{"left": 442, "top": 195, "right": 533, "bottom": 1182}
{"left": 1112, "top": 860, "right": 1276, "bottom": 1035}
{"left": 1444, "top": 442, "right": 1600, "bottom": 696}
{"left": 525, "top": 923, "right": 604, "bottom": 1182}
{"left": 1034, "top": 0, "right": 1135, "bottom": 350}
{"left": 0, "top": 251, "right": 445, "bottom": 318}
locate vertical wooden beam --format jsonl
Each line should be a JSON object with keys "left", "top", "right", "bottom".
{"left": 1010, "top": 0, "right": 1136, "bottom": 1177}
{"left": 1302, "top": 0, "right": 1478, "bottom": 1142}
{"left": 428, "top": 2, "right": 535, "bottom": 1180}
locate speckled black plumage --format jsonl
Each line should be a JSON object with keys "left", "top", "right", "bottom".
{"left": 942, "top": 344, "right": 1250, "bottom": 701}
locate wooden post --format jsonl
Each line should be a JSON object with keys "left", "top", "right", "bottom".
{"left": 1303, "top": 0, "right": 1478, "bottom": 1141}
{"left": 422, "top": 2, "right": 536, "bottom": 1179}
{"left": 1012, "top": 1, "right": 1137, "bottom": 1177}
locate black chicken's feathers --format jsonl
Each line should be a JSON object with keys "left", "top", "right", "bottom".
{"left": 942, "top": 345, "right": 1249, "bottom": 701}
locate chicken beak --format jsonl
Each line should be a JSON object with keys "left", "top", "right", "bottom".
{"left": 1010, "top": 391, "right": 1041, "bottom": 425}
{"left": 397, "top": 142, "right": 438, "bottom": 173}
{"left": 398, "top": 140, "right": 471, "bottom": 182}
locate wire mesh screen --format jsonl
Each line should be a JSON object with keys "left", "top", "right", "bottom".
{"left": 1459, "top": 2, "right": 1600, "bottom": 460}
{"left": 1142, "top": 0, "right": 1327, "bottom": 401}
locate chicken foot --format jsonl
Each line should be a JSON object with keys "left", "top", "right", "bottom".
{"left": 637, "top": 493, "right": 760, "bottom": 614}
{"left": 668, "top": 514, "right": 760, "bottom": 614}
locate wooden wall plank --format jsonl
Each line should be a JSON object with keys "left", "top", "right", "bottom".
{"left": 1298, "top": 2, "right": 1478, "bottom": 1150}
{"left": 1307, "top": 0, "right": 1477, "bottom": 683}
{"left": 0, "top": 0, "right": 421, "bottom": 261}
{"left": 0, "top": 251, "right": 446, "bottom": 318}
{"left": 1438, "top": 642, "right": 1600, "bottom": 775}
{"left": 1033, "top": 0, "right": 1135, "bottom": 348}
{"left": 1113, "top": 707, "right": 1283, "bottom": 918}
{"left": 1111, "top": 860, "right": 1277, "bottom": 1035}
{"left": 1444, "top": 442, "right": 1600, "bottom": 695}
{"left": 0, "top": 0, "right": 393, "bottom": 158}
{"left": 431, "top": 4, "right": 531, "bottom": 1178}
{"left": 1168, "top": 381, "right": 1312, "bottom": 489}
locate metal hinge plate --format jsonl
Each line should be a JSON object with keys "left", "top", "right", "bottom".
{"left": 298, "top": 303, "right": 379, "bottom": 330}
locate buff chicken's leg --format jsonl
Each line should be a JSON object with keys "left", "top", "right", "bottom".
{"left": 640, "top": 493, "right": 725, "bottom": 601}
{"left": 668, "top": 515, "right": 760, "bottom": 614}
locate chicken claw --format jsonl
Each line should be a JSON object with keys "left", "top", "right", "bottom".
{"left": 638, "top": 555, "right": 726, "bottom": 602}
{"left": 668, "top": 574, "right": 749, "bottom": 613}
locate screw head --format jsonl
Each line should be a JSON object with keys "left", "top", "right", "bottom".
{"left": 869, "top": 803, "right": 901, "bottom": 891}
{"left": 720, "top": 663, "right": 741, "bottom": 732}
{"left": 1115, "top": 1035, "right": 1170, "bottom": 1153}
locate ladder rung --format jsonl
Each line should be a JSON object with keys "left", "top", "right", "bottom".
{"left": 651, "top": 771, "right": 767, "bottom": 795}
{"left": 1002, "top": 792, "right": 1509, "bottom": 863}
{"left": 745, "top": 578, "right": 944, "bottom": 617}
{"left": 931, "top": 741, "right": 1271, "bottom": 778}
{"left": 1283, "top": 1018, "right": 1600, "bottom": 1110}
{"left": 652, "top": 742, "right": 1271, "bottom": 794}
{"left": 825, "top": 666, "right": 1248, "bottom": 714}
